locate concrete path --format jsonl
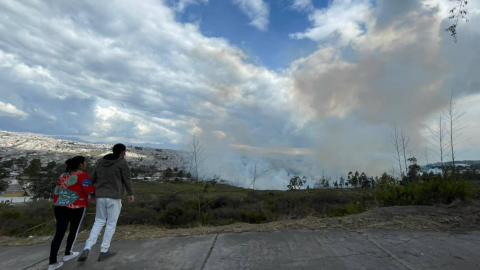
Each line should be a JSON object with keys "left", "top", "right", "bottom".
{"left": 1, "top": 230, "right": 479, "bottom": 270}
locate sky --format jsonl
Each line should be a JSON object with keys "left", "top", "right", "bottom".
{"left": 0, "top": 0, "right": 479, "bottom": 189}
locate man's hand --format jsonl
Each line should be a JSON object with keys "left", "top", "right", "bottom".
{"left": 128, "top": 195, "right": 135, "bottom": 203}
{"left": 90, "top": 196, "right": 96, "bottom": 204}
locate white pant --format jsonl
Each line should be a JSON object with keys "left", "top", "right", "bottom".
{"left": 84, "top": 198, "right": 122, "bottom": 253}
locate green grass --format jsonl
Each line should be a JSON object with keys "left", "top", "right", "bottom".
{"left": 1, "top": 178, "right": 474, "bottom": 238}
{"left": 0, "top": 181, "right": 371, "bottom": 237}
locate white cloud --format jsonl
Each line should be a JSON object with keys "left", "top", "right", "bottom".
{"left": 291, "top": 0, "right": 314, "bottom": 12}
{"left": 0, "top": 101, "right": 28, "bottom": 118}
{"left": 290, "top": 0, "right": 372, "bottom": 45}
{"left": 233, "top": 0, "right": 270, "bottom": 31}
{"left": 170, "top": 0, "right": 208, "bottom": 12}
{"left": 0, "top": 0, "right": 479, "bottom": 188}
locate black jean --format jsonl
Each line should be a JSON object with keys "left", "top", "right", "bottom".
{"left": 49, "top": 206, "right": 86, "bottom": 264}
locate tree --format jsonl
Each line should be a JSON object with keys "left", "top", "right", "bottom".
{"left": 188, "top": 134, "right": 206, "bottom": 181}
{"left": 164, "top": 167, "right": 174, "bottom": 178}
{"left": 348, "top": 171, "right": 359, "bottom": 188}
{"left": 407, "top": 157, "right": 422, "bottom": 182}
{"left": 378, "top": 172, "right": 395, "bottom": 186}
{"left": 400, "top": 131, "right": 417, "bottom": 178}
{"left": 323, "top": 179, "right": 330, "bottom": 188}
{"left": 287, "top": 176, "right": 307, "bottom": 190}
{"left": 427, "top": 115, "right": 448, "bottom": 172}
{"left": 445, "top": 0, "right": 469, "bottom": 43}
{"left": 359, "top": 172, "right": 370, "bottom": 189}
{"left": 0, "top": 179, "right": 9, "bottom": 193}
{"left": 334, "top": 180, "right": 338, "bottom": 188}
{"left": 31, "top": 180, "right": 56, "bottom": 200}
{"left": 371, "top": 177, "right": 377, "bottom": 188}
{"left": 339, "top": 176, "right": 345, "bottom": 188}
{"left": 23, "top": 159, "right": 41, "bottom": 177}
{"left": 46, "top": 161, "right": 57, "bottom": 172}
{"left": 391, "top": 123, "right": 404, "bottom": 178}
{"left": 424, "top": 147, "right": 430, "bottom": 165}
{"left": 177, "top": 170, "right": 184, "bottom": 177}
{"left": 186, "top": 172, "right": 192, "bottom": 178}
{"left": 444, "top": 90, "right": 468, "bottom": 176}
{"left": 247, "top": 159, "right": 276, "bottom": 190}
{"left": 173, "top": 167, "right": 178, "bottom": 172}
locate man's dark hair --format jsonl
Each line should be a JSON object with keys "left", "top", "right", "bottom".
{"left": 113, "top": 143, "right": 126, "bottom": 155}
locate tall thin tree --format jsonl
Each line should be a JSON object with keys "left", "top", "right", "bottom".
{"left": 188, "top": 133, "right": 206, "bottom": 181}
{"left": 390, "top": 122, "right": 404, "bottom": 178}
{"left": 427, "top": 115, "right": 448, "bottom": 172}
{"left": 443, "top": 90, "right": 468, "bottom": 175}
{"left": 400, "top": 131, "right": 412, "bottom": 177}
{"left": 424, "top": 146, "right": 429, "bottom": 165}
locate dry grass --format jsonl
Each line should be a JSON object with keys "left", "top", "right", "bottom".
{"left": 3, "top": 199, "right": 479, "bottom": 246}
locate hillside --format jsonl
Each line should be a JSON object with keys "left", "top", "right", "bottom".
{"left": 0, "top": 130, "right": 188, "bottom": 180}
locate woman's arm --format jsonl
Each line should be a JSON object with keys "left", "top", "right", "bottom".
{"left": 53, "top": 176, "right": 61, "bottom": 203}
{"left": 81, "top": 173, "right": 96, "bottom": 197}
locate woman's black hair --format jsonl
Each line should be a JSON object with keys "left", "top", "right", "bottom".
{"left": 65, "top": 156, "right": 86, "bottom": 172}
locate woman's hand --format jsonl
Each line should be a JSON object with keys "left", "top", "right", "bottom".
{"left": 89, "top": 196, "right": 96, "bottom": 204}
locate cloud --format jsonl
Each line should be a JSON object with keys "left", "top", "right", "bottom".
{"left": 233, "top": 0, "right": 270, "bottom": 31}
{"left": 0, "top": 0, "right": 294, "bottom": 148}
{"left": 291, "top": 0, "right": 314, "bottom": 12}
{"left": 169, "top": 0, "right": 208, "bottom": 12}
{"left": 287, "top": 0, "right": 480, "bottom": 176}
{"left": 290, "top": 0, "right": 372, "bottom": 45}
{"left": 0, "top": 0, "right": 479, "bottom": 189}
{"left": 0, "top": 101, "right": 28, "bottom": 118}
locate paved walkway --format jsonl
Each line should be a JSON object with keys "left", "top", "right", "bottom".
{"left": 1, "top": 229, "right": 480, "bottom": 270}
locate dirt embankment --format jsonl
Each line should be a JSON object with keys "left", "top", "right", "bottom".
{"left": 2, "top": 200, "right": 480, "bottom": 246}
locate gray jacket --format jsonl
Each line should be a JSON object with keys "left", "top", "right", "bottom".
{"left": 91, "top": 154, "right": 134, "bottom": 199}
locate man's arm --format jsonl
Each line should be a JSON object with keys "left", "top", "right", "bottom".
{"left": 121, "top": 159, "right": 134, "bottom": 197}
{"left": 91, "top": 160, "right": 99, "bottom": 185}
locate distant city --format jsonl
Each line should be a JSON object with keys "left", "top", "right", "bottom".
{"left": 0, "top": 130, "right": 190, "bottom": 183}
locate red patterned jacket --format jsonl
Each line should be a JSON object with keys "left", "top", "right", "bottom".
{"left": 53, "top": 171, "right": 95, "bottom": 209}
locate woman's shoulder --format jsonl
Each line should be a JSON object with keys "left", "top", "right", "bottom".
{"left": 72, "top": 171, "right": 90, "bottom": 179}
{"left": 78, "top": 171, "right": 90, "bottom": 177}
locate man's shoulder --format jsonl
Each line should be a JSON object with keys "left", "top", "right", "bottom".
{"left": 119, "top": 158, "right": 129, "bottom": 166}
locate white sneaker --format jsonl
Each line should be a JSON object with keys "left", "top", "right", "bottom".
{"left": 48, "top": 262, "right": 63, "bottom": 270}
{"left": 63, "top": 251, "right": 79, "bottom": 262}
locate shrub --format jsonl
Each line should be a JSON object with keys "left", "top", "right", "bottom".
{"left": 374, "top": 178, "right": 470, "bottom": 206}
{"left": 344, "top": 202, "right": 366, "bottom": 215}
{"left": 241, "top": 210, "right": 266, "bottom": 223}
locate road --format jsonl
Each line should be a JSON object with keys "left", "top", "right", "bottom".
{"left": 1, "top": 229, "right": 479, "bottom": 270}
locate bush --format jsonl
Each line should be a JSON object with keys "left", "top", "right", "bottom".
{"left": 0, "top": 203, "right": 56, "bottom": 236}
{"left": 374, "top": 178, "right": 470, "bottom": 206}
{"left": 241, "top": 210, "right": 266, "bottom": 223}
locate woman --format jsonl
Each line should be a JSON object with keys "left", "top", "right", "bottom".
{"left": 48, "top": 156, "right": 95, "bottom": 270}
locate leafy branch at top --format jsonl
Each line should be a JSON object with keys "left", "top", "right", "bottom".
{"left": 445, "top": 0, "right": 469, "bottom": 43}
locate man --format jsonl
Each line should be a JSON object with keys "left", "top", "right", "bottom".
{"left": 78, "top": 143, "right": 134, "bottom": 262}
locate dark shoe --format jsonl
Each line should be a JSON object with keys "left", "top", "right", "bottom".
{"left": 98, "top": 250, "right": 117, "bottom": 262}
{"left": 77, "top": 249, "right": 89, "bottom": 262}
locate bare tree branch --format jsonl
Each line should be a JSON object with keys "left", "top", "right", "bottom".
{"left": 443, "top": 89, "right": 469, "bottom": 175}
{"left": 391, "top": 122, "right": 404, "bottom": 178}
{"left": 188, "top": 133, "right": 206, "bottom": 181}
{"left": 427, "top": 115, "right": 448, "bottom": 171}
{"left": 247, "top": 159, "right": 277, "bottom": 190}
